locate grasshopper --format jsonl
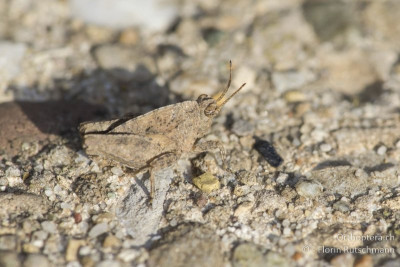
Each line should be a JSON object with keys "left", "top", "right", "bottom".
{"left": 79, "top": 61, "right": 246, "bottom": 202}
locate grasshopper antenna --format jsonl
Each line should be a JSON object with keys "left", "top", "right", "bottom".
{"left": 217, "top": 83, "right": 246, "bottom": 109}
{"left": 214, "top": 60, "right": 232, "bottom": 102}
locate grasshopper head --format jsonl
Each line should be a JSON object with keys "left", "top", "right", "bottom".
{"left": 197, "top": 61, "right": 246, "bottom": 118}
{"left": 197, "top": 94, "right": 218, "bottom": 117}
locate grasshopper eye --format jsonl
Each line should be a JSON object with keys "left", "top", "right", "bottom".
{"left": 204, "top": 103, "right": 218, "bottom": 117}
{"left": 197, "top": 94, "right": 209, "bottom": 103}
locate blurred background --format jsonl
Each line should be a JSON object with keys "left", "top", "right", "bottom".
{"left": 1, "top": 0, "right": 399, "bottom": 114}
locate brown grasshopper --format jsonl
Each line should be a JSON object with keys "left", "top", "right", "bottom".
{"left": 79, "top": 61, "right": 246, "bottom": 201}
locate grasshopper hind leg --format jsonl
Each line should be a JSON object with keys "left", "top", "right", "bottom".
{"left": 147, "top": 152, "right": 179, "bottom": 205}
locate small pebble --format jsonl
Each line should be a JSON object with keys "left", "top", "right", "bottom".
{"left": 254, "top": 139, "right": 283, "bottom": 167}
{"left": 24, "top": 254, "right": 50, "bottom": 267}
{"left": 41, "top": 221, "right": 57, "bottom": 234}
{"left": 330, "top": 253, "right": 355, "bottom": 267}
{"left": 0, "top": 178, "right": 8, "bottom": 186}
{"left": 231, "top": 120, "right": 255, "bottom": 136}
{"left": 354, "top": 169, "right": 366, "bottom": 178}
{"left": 283, "top": 90, "right": 306, "bottom": 103}
{"left": 353, "top": 254, "right": 374, "bottom": 267}
{"left": 97, "top": 260, "right": 120, "bottom": 267}
{"left": 0, "top": 251, "right": 20, "bottom": 267}
{"left": 73, "top": 213, "right": 82, "bottom": 223}
{"left": 234, "top": 202, "right": 253, "bottom": 218}
{"left": 88, "top": 223, "right": 108, "bottom": 238}
{"left": 22, "top": 243, "right": 41, "bottom": 254}
{"left": 276, "top": 173, "right": 289, "bottom": 184}
{"left": 32, "top": 230, "right": 48, "bottom": 241}
{"left": 169, "top": 219, "right": 178, "bottom": 227}
{"left": 61, "top": 202, "right": 73, "bottom": 210}
{"left": 353, "top": 254, "right": 373, "bottom": 267}
{"left": 376, "top": 145, "right": 387, "bottom": 155}
{"left": 44, "top": 189, "right": 53, "bottom": 197}
{"left": 103, "top": 235, "right": 122, "bottom": 249}
{"left": 0, "top": 235, "right": 17, "bottom": 250}
{"left": 320, "top": 143, "right": 332, "bottom": 152}
{"left": 118, "top": 249, "right": 141, "bottom": 262}
{"left": 295, "top": 180, "right": 323, "bottom": 198}
{"left": 282, "top": 219, "right": 290, "bottom": 227}
{"left": 264, "top": 251, "right": 291, "bottom": 266}
{"left": 79, "top": 246, "right": 91, "bottom": 256}
{"left": 192, "top": 172, "right": 220, "bottom": 193}
{"left": 111, "top": 166, "right": 123, "bottom": 176}
{"left": 333, "top": 201, "right": 350, "bottom": 213}
{"left": 66, "top": 239, "right": 86, "bottom": 261}
{"left": 232, "top": 243, "right": 265, "bottom": 267}
{"left": 32, "top": 239, "right": 44, "bottom": 248}
{"left": 283, "top": 227, "right": 291, "bottom": 236}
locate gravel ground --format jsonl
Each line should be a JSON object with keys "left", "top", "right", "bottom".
{"left": 1, "top": 0, "right": 400, "bottom": 266}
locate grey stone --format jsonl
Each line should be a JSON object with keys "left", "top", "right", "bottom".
{"left": 23, "top": 254, "right": 50, "bottom": 267}
{"left": 231, "top": 119, "right": 255, "bottom": 136}
{"left": 272, "top": 70, "right": 315, "bottom": 93}
{"left": 88, "top": 223, "right": 108, "bottom": 238}
{"left": 96, "top": 260, "right": 120, "bottom": 267}
{"left": 264, "top": 251, "right": 293, "bottom": 267}
{"left": 0, "top": 251, "right": 21, "bottom": 267}
{"left": 116, "top": 168, "right": 173, "bottom": 246}
{"left": 333, "top": 201, "right": 350, "bottom": 213}
{"left": 295, "top": 180, "right": 323, "bottom": 198}
{"left": 0, "top": 235, "right": 17, "bottom": 250}
{"left": 70, "top": 0, "right": 178, "bottom": 31}
{"left": 41, "top": 221, "right": 58, "bottom": 234}
{"left": 0, "top": 193, "right": 49, "bottom": 218}
{"left": 309, "top": 166, "right": 399, "bottom": 197}
{"left": 148, "top": 224, "right": 223, "bottom": 267}
{"left": 0, "top": 41, "right": 26, "bottom": 81}
{"left": 232, "top": 243, "right": 265, "bottom": 267}
{"left": 376, "top": 145, "right": 387, "bottom": 155}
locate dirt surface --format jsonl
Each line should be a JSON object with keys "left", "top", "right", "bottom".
{"left": 1, "top": 0, "right": 400, "bottom": 266}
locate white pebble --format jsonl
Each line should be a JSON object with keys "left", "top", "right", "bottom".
{"left": 97, "top": 260, "right": 120, "bottom": 267}
{"left": 276, "top": 173, "right": 289, "bottom": 184}
{"left": 32, "top": 230, "right": 48, "bottom": 241}
{"left": 111, "top": 166, "right": 123, "bottom": 176}
{"left": 311, "top": 129, "right": 327, "bottom": 142}
{"left": 320, "top": 143, "right": 332, "bottom": 152}
{"left": 6, "top": 176, "right": 23, "bottom": 187}
{"left": 354, "top": 169, "right": 366, "bottom": 178}
{"left": 41, "top": 221, "right": 58, "bottom": 234}
{"left": 296, "top": 180, "right": 323, "bottom": 198}
{"left": 32, "top": 239, "right": 44, "bottom": 248}
{"left": 118, "top": 249, "right": 140, "bottom": 262}
{"left": 79, "top": 246, "right": 91, "bottom": 256}
{"left": 66, "top": 262, "right": 81, "bottom": 267}
{"left": 282, "top": 219, "right": 290, "bottom": 227}
{"left": 377, "top": 145, "right": 387, "bottom": 155}
{"left": 24, "top": 254, "right": 50, "bottom": 267}
{"left": 61, "top": 202, "right": 73, "bottom": 210}
{"left": 283, "top": 227, "right": 292, "bottom": 236}
{"left": 89, "top": 223, "right": 108, "bottom": 238}
{"left": 44, "top": 189, "right": 53, "bottom": 197}
{"left": 6, "top": 166, "right": 21, "bottom": 177}
{"left": 79, "top": 221, "right": 89, "bottom": 233}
